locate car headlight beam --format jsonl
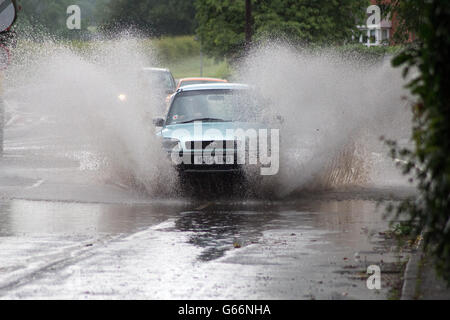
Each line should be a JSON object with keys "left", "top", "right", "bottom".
{"left": 118, "top": 94, "right": 127, "bottom": 102}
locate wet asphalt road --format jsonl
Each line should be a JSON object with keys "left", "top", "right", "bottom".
{"left": 0, "top": 101, "right": 416, "bottom": 299}
{"left": 0, "top": 192, "right": 414, "bottom": 299}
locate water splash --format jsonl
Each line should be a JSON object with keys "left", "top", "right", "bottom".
{"left": 5, "top": 35, "right": 177, "bottom": 196}
{"left": 237, "top": 43, "right": 412, "bottom": 197}
{"left": 4, "top": 37, "right": 411, "bottom": 200}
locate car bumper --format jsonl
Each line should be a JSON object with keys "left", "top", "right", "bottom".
{"left": 176, "top": 164, "right": 243, "bottom": 173}
{"left": 166, "top": 150, "right": 247, "bottom": 173}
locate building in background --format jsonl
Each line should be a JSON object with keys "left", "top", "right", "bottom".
{"left": 357, "top": 18, "right": 392, "bottom": 47}
{"left": 356, "top": 0, "right": 392, "bottom": 47}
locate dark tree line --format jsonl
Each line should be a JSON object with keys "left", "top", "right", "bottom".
{"left": 195, "top": 0, "right": 369, "bottom": 59}
{"left": 15, "top": 0, "right": 368, "bottom": 49}
{"left": 14, "top": 0, "right": 196, "bottom": 38}
{"left": 103, "top": 0, "right": 196, "bottom": 36}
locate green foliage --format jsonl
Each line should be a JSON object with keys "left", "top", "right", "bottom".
{"left": 152, "top": 36, "right": 200, "bottom": 63}
{"left": 149, "top": 36, "right": 231, "bottom": 79}
{"left": 195, "top": 0, "right": 370, "bottom": 59}
{"left": 166, "top": 56, "right": 231, "bottom": 79}
{"left": 15, "top": 0, "right": 196, "bottom": 38}
{"left": 253, "top": 0, "right": 367, "bottom": 43}
{"left": 392, "top": 222, "right": 413, "bottom": 238}
{"left": 379, "top": 0, "right": 426, "bottom": 44}
{"left": 103, "top": 0, "right": 196, "bottom": 36}
{"left": 38, "top": 35, "right": 228, "bottom": 80}
{"left": 386, "top": 0, "right": 450, "bottom": 285}
{"left": 333, "top": 44, "right": 402, "bottom": 62}
{"left": 195, "top": 0, "right": 246, "bottom": 59}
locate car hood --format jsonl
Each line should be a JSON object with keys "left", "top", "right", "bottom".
{"left": 158, "top": 121, "right": 268, "bottom": 150}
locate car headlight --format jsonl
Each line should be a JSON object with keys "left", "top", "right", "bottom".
{"left": 162, "top": 138, "right": 181, "bottom": 151}
{"left": 118, "top": 94, "right": 127, "bottom": 102}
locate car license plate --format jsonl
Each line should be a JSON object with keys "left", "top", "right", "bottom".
{"left": 224, "top": 155, "right": 235, "bottom": 164}
{"left": 194, "top": 155, "right": 234, "bottom": 164}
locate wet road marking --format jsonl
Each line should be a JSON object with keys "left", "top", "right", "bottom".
{"left": 0, "top": 235, "right": 121, "bottom": 295}
{"left": 195, "top": 202, "right": 214, "bottom": 211}
{"left": 108, "top": 181, "right": 131, "bottom": 190}
{"left": 25, "top": 179, "right": 45, "bottom": 189}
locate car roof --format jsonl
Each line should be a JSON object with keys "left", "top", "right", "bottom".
{"left": 179, "top": 77, "right": 227, "bottom": 82}
{"left": 142, "top": 67, "right": 171, "bottom": 73}
{"left": 178, "top": 83, "right": 249, "bottom": 92}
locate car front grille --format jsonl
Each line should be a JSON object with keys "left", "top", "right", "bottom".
{"left": 185, "top": 140, "right": 238, "bottom": 150}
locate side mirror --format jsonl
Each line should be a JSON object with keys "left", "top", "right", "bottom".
{"left": 153, "top": 117, "right": 165, "bottom": 127}
{"left": 275, "top": 115, "right": 284, "bottom": 124}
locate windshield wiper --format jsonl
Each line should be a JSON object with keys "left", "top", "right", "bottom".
{"left": 178, "top": 118, "right": 231, "bottom": 124}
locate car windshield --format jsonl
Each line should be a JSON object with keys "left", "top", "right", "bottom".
{"left": 166, "top": 89, "right": 262, "bottom": 125}
{"left": 141, "top": 70, "right": 175, "bottom": 92}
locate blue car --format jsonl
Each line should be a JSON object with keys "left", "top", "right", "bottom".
{"left": 153, "top": 83, "right": 280, "bottom": 176}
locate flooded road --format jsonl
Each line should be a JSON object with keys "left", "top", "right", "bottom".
{"left": 0, "top": 43, "right": 415, "bottom": 299}
{"left": 0, "top": 185, "right": 415, "bottom": 299}
{"left": 0, "top": 105, "right": 415, "bottom": 300}
{"left": 0, "top": 124, "right": 415, "bottom": 300}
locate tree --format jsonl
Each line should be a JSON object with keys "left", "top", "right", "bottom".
{"left": 195, "top": 0, "right": 369, "bottom": 59}
{"left": 103, "top": 0, "right": 196, "bottom": 37}
{"left": 380, "top": 0, "right": 425, "bottom": 44}
{"left": 385, "top": 0, "right": 450, "bottom": 284}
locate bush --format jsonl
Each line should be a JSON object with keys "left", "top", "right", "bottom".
{"left": 153, "top": 36, "right": 200, "bottom": 63}
{"left": 386, "top": 0, "right": 450, "bottom": 284}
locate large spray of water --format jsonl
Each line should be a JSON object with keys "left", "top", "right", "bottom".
{"left": 5, "top": 36, "right": 177, "bottom": 196}
{"left": 237, "top": 43, "right": 411, "bottom": 196}
{"left": 4, "top": 37, "right": 411, "bottom": 199}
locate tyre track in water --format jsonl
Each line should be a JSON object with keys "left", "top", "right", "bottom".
{"left": 0, "top": 234, "right": 125, "bottom": 296}
{"left": 0, "top": 199, "right": 215, "bottom": 297}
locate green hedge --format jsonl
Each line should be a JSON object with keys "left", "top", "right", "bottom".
{"left": 152, "top": 35, "right": 200, "bottom": 63}
{"left": 385, "top": 0, "right": 450, "bottom": 285}
{"left": 61, "top": 36, "right": 201, "bottom": 64}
